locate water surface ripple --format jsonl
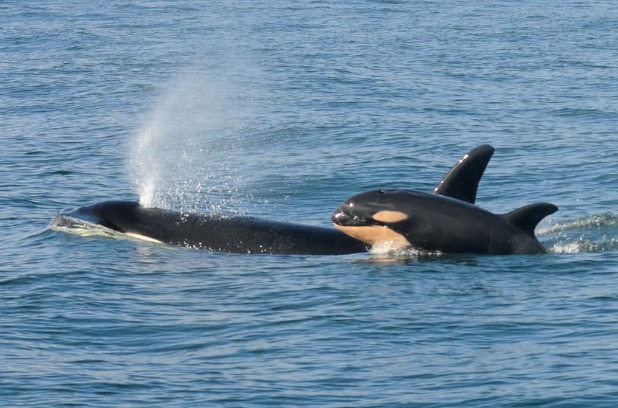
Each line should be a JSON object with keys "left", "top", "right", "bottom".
{"left": 2, "top": 0, "right": 618, "bottom": 406}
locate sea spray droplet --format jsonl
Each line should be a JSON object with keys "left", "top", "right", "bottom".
{"left": 129, "top": 74, "right": 254, "bottom": 213}
{"left": 132, "top": 124, "right": 159, "bottom": 208}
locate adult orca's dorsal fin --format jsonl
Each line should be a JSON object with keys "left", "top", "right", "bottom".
{"left": 433, "top": 145, "right": 495, "bottom": 204}
{"left": 503, "top": 203, "right": 558, "bottom": 235}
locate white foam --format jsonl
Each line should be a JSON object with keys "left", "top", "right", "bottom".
{"left": 369, "top": 241, "right": 442, "bottom": 259}
{"left": 549, "top": 241, "right": 587, "bottom": 254}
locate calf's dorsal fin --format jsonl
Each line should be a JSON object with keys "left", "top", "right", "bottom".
{"left": 433, "top": 145, "right": 494, "bottom": 204}
{"left": 503, "top": 203, "right": 558, "bottom": 235}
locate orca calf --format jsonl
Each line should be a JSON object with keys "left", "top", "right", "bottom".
{"left": 333, "top": 145, "right": 558, "bottom": 255}
{"left": 64, "top": 144, "right": 524, "bottom": 255}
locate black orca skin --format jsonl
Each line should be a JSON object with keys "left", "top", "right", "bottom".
{"left": 69, "top": 200, "right": 368, "bottom": 255}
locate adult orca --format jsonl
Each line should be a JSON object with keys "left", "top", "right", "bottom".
{"left": 332, "top": 145, "right": 558, "bottom": 255}
{"left": 67, "top": 200, "right": 367, "bottom": 255}
{"left": 63, "top": 145, "right": 497, "bottom": 255}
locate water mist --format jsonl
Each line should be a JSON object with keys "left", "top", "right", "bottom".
{"left": 129, "top": 75, "right": 253, "bottom": 214}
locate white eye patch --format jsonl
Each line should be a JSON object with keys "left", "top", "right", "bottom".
{"left": 372, "top": 210, "right": 409, "bottom": 223}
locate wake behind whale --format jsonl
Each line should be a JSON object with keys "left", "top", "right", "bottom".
{"left": 539, "top": 213, "right": 618, "bottom": 254}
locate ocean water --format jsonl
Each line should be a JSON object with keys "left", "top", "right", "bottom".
{"left": 3, "top": 0, "right": 618, "bottom": 406}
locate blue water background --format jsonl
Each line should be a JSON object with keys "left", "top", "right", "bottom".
{"left": 3, "top": 0, "right": 618, "bottom": 406}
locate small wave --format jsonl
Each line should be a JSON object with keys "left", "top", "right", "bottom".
{"left": 539, "top": 212, "right": 618, "bottom": 234}
{"left": 50, "top": 214, "right": 121, "bottom": 240}
{"left": 540, "top": 212, "right": 618, "bottom": 254}
{"left": 51, "top": 214, "right": 168, "bottom": 246}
